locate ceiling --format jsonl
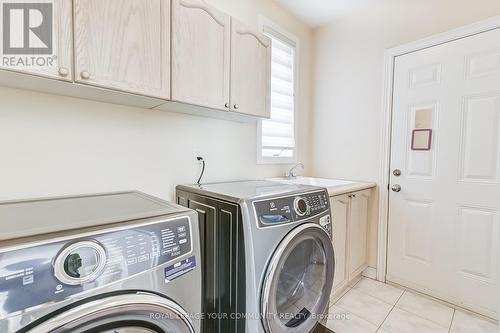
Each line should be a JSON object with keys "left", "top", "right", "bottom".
{"left": 274, "top": 0, "right": 371, "bottom": 27}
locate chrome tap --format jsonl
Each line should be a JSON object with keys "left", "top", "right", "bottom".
{"left": 286, "top": 162, "right": 304, "bottom": 179}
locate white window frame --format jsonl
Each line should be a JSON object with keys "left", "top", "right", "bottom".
{"left": 257, "top": 16, "right": 299, "bottom": 165}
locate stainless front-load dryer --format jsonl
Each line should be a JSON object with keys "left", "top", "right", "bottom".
{"left": 177, "top": 181, "right": 335, "bottom": 333}
{"left": 0, "top": 191, "right": 202, "bottom": 333}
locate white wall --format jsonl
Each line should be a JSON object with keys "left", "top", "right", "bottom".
{"left": 0, "top": 0, "right": 312, "bottom": 202}
{"left": 311, "top": 1, "right": 500, "bottom": 267}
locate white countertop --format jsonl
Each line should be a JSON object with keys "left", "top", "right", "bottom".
{"left": 267, "top": 177, "right": 377, "bottom": 197}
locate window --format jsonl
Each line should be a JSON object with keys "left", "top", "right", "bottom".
{"left": 258, "top": 21, "right": 298, "bottom": 164}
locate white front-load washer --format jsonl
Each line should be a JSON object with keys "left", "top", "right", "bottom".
{"left": 0, "top": 191, "right": 202, "bottom": 333}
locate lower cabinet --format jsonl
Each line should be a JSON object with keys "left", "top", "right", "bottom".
{"left": 330, "top": 189, "right": 371, "bottom": 296}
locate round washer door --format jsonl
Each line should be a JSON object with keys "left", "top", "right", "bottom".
{"left": 261, "top": 223, "right": 335, "bottom": 333}
{"left": 25, "top": 293, "right": 195, "bottom": 333}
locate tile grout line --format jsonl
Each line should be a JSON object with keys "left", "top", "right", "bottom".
{"left": 448, "top": 309, "right": 456, "bottom": 333}
{"left": 393, "top": 293, "right": 456, "bottom": 330}
{"left": 375, "top": 290, "right": 406, "bottom": 332}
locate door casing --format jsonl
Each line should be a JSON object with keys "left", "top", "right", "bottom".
{"left": 377, "top": 15, "right": 500, "bottom": 292}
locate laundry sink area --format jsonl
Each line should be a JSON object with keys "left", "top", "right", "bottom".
{"left": 268, "top": 176, "right": 376, "bottom": 196}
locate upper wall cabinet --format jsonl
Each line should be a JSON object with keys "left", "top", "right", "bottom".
{"left": 172, "top": 0, "right": 230, "bottom": 111}
{"left": 73, "top": 0, "right": 171, "bottom": 99}
{"left": 0, "top": 0, "right": 73, "bottom": 81}
{"left": 230, "top": 19, "right": 271, "bottom": 118}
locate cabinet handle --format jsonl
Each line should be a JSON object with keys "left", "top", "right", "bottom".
{"left": 80, "top": 71, "right": 90, "bottom": 80}
{"left": 58, "top": 67, "right": 69, "bottom": 77}
{"left": 225, "top": 103, "right": 229, "bottom": 108}
{"left": 233, "top": 104, "right": 239, "bottom": 110}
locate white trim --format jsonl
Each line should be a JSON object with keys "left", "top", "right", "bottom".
{"left": 257, "top": 15, "right": 299, "bottom": 165}
{"left": 362, "top": 266, "right": 377, "bottom": 280}
{"left": 377, "top": 15, "right": 500, "bottom": 283}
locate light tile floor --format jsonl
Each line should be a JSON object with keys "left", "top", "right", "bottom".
{"left": 326, "top": 277, "right": 499, "bottom": 333}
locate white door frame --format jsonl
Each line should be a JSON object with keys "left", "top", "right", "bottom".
{"left": 377, "top": 15, "right": 500, "bottom": 283}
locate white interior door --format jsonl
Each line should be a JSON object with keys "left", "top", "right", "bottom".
{"left": 387, "top": 27, "right": 500, "bottom": 319}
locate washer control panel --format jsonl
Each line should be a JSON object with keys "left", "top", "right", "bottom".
{"left": 254, "top": 190, "right": 330, "bottom": 228}
{"left": 0, "top": 216, "right": 192, "bottom": 317}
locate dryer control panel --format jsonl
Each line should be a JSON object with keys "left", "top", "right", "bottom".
{"left": 253, "top": 190, "right": 330, "bottom": 228}
{"left": 0, "top": 216, "right": 193, "bottom": 317}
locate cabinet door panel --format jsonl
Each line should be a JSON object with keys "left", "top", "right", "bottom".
{"left": 0, "top": 0, "right": 73, "bottom": 81}
{"left": 230, "top": 18, "right": 271, "bottom": 118}
{"left": 348, "top": 191, "right": 370, "bottom": 277}
{"left": 172, "top": 0, "right": 230, "bottom": 110}
{"left": 73, "top": 0, "right": 170, "bottom": 98}
{"left": 331, "top": 195, "right": 349, "bottom": 291}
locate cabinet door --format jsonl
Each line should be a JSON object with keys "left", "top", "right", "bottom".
{"left": 348, "top": 190, "right": 370, "bottom": 278}
{"left": 230, "top": 18, "right": 271, "bottom": 118}
{"left": 73, "top": 0, "right": 170, "bottom": 98}
{"left": 331, "top": 195, "right": 349, "bottom": 291}
{"left": 172, "top": 0, "right": 230, "bottom": 110}
{"left": 0, "top": 0, "right": 72, "bottom": 81}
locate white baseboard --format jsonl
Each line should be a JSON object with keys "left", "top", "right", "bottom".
{"left": 362, "top": 266, "right": 377, "bottom": 280}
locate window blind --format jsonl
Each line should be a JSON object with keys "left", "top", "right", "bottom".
{"left": 261, "top": 28, "right": 296, "bottom": 160}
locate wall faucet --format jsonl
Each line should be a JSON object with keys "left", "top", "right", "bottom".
{"left": 286, "top": 162, "right": 304, "bottom": 179}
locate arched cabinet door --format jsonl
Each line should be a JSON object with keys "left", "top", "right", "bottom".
{"left": 230, "top": 18, "right": 271, "bottom": 118}
{"left": 172, "top": 0, "right": 231, "bottom": 111}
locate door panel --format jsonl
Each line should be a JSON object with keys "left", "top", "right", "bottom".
{"left": 172, "top": 0, "right": 230, "bottom": 110}
{"left": 73, "top": 0, "right": 170, "bottom": 98}
{"left": 460, "top": 94, "right": 500, "bottom": 182}
{"left": 330, "top": 195, "right": 348, "bottom": 290}
{"left": 179, "top": 193, "right": 245, "bottom": 333}
{"left": 388, "top": 28, "right": 500, "bottom": 319}
{"left": 186, "top": 199, "right": 218, "bottom": 333}
{"left": 230, "top": 18, "right": 271, "bottom": 118}
{"left": 348, "top": 191, "right": 369, "bottom": 277}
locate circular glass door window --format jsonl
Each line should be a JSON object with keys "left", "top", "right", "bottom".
{"left": 262, "top": 224, "right": 335, "bottom": 333}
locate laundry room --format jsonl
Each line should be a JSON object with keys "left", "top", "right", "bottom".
{"left": 0, "top": 0, "right": 499, "bottom": 332}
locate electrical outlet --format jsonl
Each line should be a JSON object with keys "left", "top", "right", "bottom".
{"left": 192, "top": 150, "right": 203, "bottom": 164}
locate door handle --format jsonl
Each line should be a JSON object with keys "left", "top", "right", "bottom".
{"left": 391, "top": 184, "right": 402, "bottom": 192}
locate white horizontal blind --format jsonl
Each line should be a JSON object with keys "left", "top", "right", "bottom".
{"left": 260, "top": 27, "right": 296, "bottom": 161}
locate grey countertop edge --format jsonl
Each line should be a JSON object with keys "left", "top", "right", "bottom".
{"left": 326, "top": 182, "right": 377, "bottom": 197}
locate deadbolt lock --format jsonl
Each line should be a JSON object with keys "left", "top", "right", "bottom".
{"left": 393, "top": 169, "right": 402, "bottom": 177}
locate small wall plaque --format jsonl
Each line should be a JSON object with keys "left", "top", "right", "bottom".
{"left": 411, "top": 129, "right": 432, "bottom": 151}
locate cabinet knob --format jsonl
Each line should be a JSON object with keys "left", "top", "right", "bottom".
{"left": 225, "top": 103, "right": 229, "bottom": 108}
{"left": 233, "top": 104, "right": 239, "bottom": 110}
{"left": 58, "top": 67, "right": 69, "bottom": 77}
{"left": 80, "top": 71, "right": 90, "bottom": 80}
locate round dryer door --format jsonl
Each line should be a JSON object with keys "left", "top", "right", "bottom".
{"left": 24, "top": 292, "right": 195, "bottom": 333}
{"left": 261, "top": 223, "right": 335, "bottom": 333}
